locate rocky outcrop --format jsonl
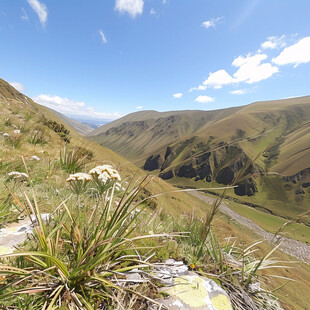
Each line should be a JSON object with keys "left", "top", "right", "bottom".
{"left": 157, "top": 273, "right": 232, "bottom": 310}
{"left": 146, "top": 142, "right": 258, "bottom": 197}
{"left": 125, "top": 259, "right": 233, "bottom": 310}
{"left": 144, "top": 154, "right": 163, "bottom": 171}
{"left": 285, "top": 167, "right": 310, "bottom": 183}
{"left": 234, "top": 178, "right": 257, "bottom": 196}
{"left": 302, "top": 182, "right": 310, "bottom": 188}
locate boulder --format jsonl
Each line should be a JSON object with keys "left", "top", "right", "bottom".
{"left": 157, "top": 273, "right": 232, "bottom": 310}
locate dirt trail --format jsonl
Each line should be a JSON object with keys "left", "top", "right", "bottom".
{"left": 190, "top": 191, "right": 310, "bottom": 263}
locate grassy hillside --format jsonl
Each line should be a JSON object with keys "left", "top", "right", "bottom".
{"left": 48, "top": 108, "right": 94, "bottom": 136}
{"left": 0, "top": 78, "right": 215, "bottom": 218}
{"left": 90, "top": 96, "right": 310, "bottom": 224}
{"left": 1, "top": 78, "right": 310, "bottom": 309}
{"left": 88, "top": 107, "right": 241, "bottom": 162}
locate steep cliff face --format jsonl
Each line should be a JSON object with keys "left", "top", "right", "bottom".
{"left": 144, "top": 140, "right": 258, "bottom": 196}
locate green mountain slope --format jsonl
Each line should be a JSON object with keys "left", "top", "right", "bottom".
{"left": 2, "top": 78, "right": 310, "bottom": 309}
{"left": 0, "top": 77, "right": 209, "bottom": 217}
{"left": 88, "top": 107, "right": 241, "bottom": 162}
{"left": 90, "top": 96, "right": 310, "bottom": 221}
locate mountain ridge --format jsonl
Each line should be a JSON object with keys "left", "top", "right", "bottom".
{"left": 89, "top": 96, "right": 310, "bottom": 221}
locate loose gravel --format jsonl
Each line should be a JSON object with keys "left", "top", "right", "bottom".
{"left": 190, "top": 191, "right": 310, "bottom": 263}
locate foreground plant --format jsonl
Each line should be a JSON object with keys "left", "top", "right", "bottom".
{"left": 66, "top": 172, "right": 92, "bottom": 195}
{"left": 0, "top": 171, "right": 167, "bottom": 309}
{"left": 174, "top": 196, "right": 289, "bottom": 310}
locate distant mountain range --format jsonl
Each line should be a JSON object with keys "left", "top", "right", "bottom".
{"left": 67, "top": 115, "right": 112, "bottom": 129}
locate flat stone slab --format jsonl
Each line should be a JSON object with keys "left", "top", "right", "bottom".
{"left": 157, "top": 273, "right": 232, "bottom": 310}
{"left": 0, "top": 214, "right": 50, "bottom": 254}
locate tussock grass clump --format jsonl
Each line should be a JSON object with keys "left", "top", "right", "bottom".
{"left": 5, "top": 134, "right": 22, "bottom": 148}
{"left": 27, "top": 129, "right": 48, "bottom": 145}
{"left": 0, "top": 158, "right": 289, "bottom": 309}
{"left": 0, "top": 166, "right": 171, "bottom": 309}
{"left": 59, "top": 145, "right": 88, "bottom": 173}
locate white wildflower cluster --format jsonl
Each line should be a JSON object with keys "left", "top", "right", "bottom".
{"left": 13, "top": 129, "right": 21, "bottom": 134}
{"left": 7, "top": 171, "right": 29, "bottom": 179}
{"left": 89, "top": 165, "right": 121, "bottom": 183}
{"left": 66, "top": 173, "right": 92, "bottom": 183}
{"left": 66, "top": 165, "right": 122, "bottom": 195}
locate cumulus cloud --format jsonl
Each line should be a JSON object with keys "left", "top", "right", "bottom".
{"left": 232, "top": 53, "right": 279, "bottom": 84}
{"left": 192, "top": 52, "right": 278, "bottom": 91}
{"left": 173, "top": 93, "right": 183, "bottom": 98}
{"left": 33, "top": 94, "right": 121, "bottom": 119}
{"left": 195, "top": 95, "right": 214, "bottom": 103}
{"left": 272, "top": 36, "right": 310, "bottom": 67}
{"left": 202, "top": 69, "right": 234, "bottom": 89}
{"left": 115, "top": 0, "right": 144, "bottom": 18}
{"left": 99, "top": 30, "right": 107, "bottom": 44}
{"left": 230, "top": 89, "right": 247, "bottom": 95}
{"left": 189, "top": 85, "right": 207, "bottom": 92}
{"left": 261, "top": 35, "right": 286, "bottom": 50}
{"left": 201, "top": 17, "right": 223, "bottom": 29}
{"left": 9, "top": 82, "right": 25, "bottom": 92}
{"left": 136, "top": 106, "right": 143, "bottom": 109}
{"left": 27, "top": 0, "right": 47, "bottom": 26}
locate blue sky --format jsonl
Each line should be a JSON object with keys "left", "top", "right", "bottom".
{"left": 1, "top": 0, "right": 310, "bottom": 120}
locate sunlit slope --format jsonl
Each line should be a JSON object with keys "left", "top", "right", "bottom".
{"left": 90, "top": 96, "right": 310, "bottom": 178}
{"left": 0, "top": 77, "right": 208, "bottom": 216}
{"left": 48, "top": 108, "right": 94, "bottom": 136}
{"left": 88, "top": 107, "right": 241, "bottom": 162}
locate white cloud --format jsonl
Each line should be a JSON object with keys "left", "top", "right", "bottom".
{"left": 261, "top": 35, "right": 286, "bottom": 50}
{"left": 230, "top": 89, "right": 247, "bottom": 95}
{"left": 115, "top": 0, "right": 144, "bottom": 18}
{"left": 195, "top": 95, "right": 214, "bottom": 103}
{"left": 9, "top": 82, "right": 25, "bottom": 92}
{"left": 150, "top": 8, "right": 156, "bottom": 15}
{"left": 202, "top": 69, "right": 234, "bottom": 89}
{"left": 99, "top": 30, "right": 107, "bottom": 44}
{"left": 162, "top": 0, "right": 167, "bottom": 4}
{"left": 173, "top": 93, "right": 183, "bottom": 98}
{"left": 232, "top": 53, "right": 278, "bottom": 84}
{"left": 136, "top": 106, "right": 143, "bottom": 109}
{"left": 272, "top": 36, "right": 310, "bottom": 67}
{"left": 189, "top": 85, "right": 206, "bottom": 92}
{"left": 201, "top": 17, "right": 223, "bottom": 29}
{"left": 21, "top": 7, "right": 29, "bottom": 21}
{"left": 33, "top": 94, "right": 121, "bottom": 120}
{"left": 27, "top": 0, "right": 47, "bottom": 26}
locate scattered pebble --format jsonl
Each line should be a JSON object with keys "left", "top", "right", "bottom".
{"left": 30, "top": 155, "right": 40, "bottom": 161}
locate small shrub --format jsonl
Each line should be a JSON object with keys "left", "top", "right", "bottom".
{"left": 43, "top": 118, "right": 70, "bottom": 142}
